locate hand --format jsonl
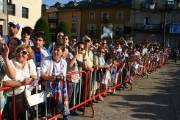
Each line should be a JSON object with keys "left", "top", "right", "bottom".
{"left": 76, "top": 47, "right": 79, "bottom": 56}
{"left": 89, "top": 67, "right": 94, "bottom": 72}
{"left": 49, "top": 75, "right": 56, "bottom": 81}
{"left": 93, "top": 65, "right": 98, "bottom": 70}
{"left": 1, "top": 44, "right": 9, "bottom": 60}
{"left": 23, "top": 78, "right": 33, "bottom": 85}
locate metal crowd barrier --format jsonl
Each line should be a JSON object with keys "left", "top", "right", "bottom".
{"left": 0, "top": 53, "right": 169, "bottom": 120}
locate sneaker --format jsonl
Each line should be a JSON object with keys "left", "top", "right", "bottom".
{"left": 63, "top": 115, "right": 69, "bottom": 120}
{"left": 129, "top": 80, "right": 134, "bottom": 85}
{"left": 124, "top": 83, "right": 129, "bottom": 88}
{"left": 77, "top": 107, "right": 85, "bottom": 112}
{"left": 86, "top": 102, "right": 94, "bottom": 107}
{"left": 108, "top": 89, "right": 112, "bottom": 93}
{"left": 70, "top": 111, "right": 81, "bottom": 116}
{"left": 96, "top": 95, "right": 104, "bottom": 101}
{"left": 93, "top": 99, "right": 98, "bottom": 103}
{"left": 102, "top": 93, "right": 107, "bottom": 97}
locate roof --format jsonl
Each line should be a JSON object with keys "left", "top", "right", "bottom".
{"left": 43, "top": 0, "right": 132, "bottom": 11}
{"left": 77, "top": 0, "right": 132, "bottom": 8}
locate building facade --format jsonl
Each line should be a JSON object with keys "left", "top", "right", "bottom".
{"left": 79, "top": 0, "right": 131, "bottom": 40}
{"left": 0, "top": 0, "right": 8, "bottom": 36}
{"left": 0, "top": 0, "right": 41, "bottom": 37}
{"left": 42, "top": 2, "right": 81, "bottom": 41}
{"left": 131, "top": 0, "right": 180, "bottom": 48}
{"left": 42, "top": 0, "right": 131, "bottom": 41}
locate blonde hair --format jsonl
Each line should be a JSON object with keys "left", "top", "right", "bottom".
{"left": 82, "top": 35, "right": 91, "bottom": 42}
{"left": 15, "top": 44, "right": 33, "bottom": 60}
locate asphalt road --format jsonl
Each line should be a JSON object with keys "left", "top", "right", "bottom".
{"left": 69, "top": 60, "right": 180, "bottom": 120}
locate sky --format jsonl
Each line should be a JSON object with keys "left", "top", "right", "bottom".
{"left": 42, "top": 0, "right": 82, "bottom": 6}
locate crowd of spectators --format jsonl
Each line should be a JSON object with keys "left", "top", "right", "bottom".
{"left": 0, "top": 21, "right": 171, "bottom": 120}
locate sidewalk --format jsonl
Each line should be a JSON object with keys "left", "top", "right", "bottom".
{"left": 69, "top": 60, "right": 180, "bottom": 120}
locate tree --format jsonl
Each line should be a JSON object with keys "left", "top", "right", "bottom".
{"left": 34, "top": 17, "right": 50, "bottom": 48}
{"left": 57, "top": 21, "right": 71, "bottom": 36}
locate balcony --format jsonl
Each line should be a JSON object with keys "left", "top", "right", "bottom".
{"left": 48, "top": 13, "right": 57, "bottom": 20}
{"left": 134, "top": 23, "right": 162, "bottom": 32}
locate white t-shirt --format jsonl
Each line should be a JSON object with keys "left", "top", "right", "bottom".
{"left": 3, "top": 59, "right": 37, "bottom": 96}
{"left": 41, "top": 57, "right": 67, "bottom": 77}
{"left": 142, "top": 48, "right": 148, "bottom": 56}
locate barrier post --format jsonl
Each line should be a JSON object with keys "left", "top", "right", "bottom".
{"left": 35, "top": 67, "right": 41, "bottom": 120}
{"left": 13, "top": 89, "right": 16, "bottom": 120}
{"left": 83, "top": 71, "right": 88, "bottom": 115}
{"left": 0, "top": 103, "right": 1, "bottom": 120}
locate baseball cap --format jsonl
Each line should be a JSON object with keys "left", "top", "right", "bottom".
{"left": 8, "top": 21, "right": 20, "bottom": 30}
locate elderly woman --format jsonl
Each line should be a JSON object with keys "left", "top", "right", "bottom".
{"left": 2, "top": 44, "right": 37, "bottom": 120}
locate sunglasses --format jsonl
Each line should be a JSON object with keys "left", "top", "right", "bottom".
{"left": 85, "top": 39, "right": 91, "bottom": 42}
{"left": 16, "top": 50, "right": 28, "bottom": 55}
{"left": 99, "top": 51, "right": 105, "bottom": 53}
{"left": 9, "top": 24, "right": 16, "bottom": 28}
{"left": 58, "top": 35, "right": 63, "bottom": 38}
{"left": 78, "top": 47, "right": 84, "bottom": 51}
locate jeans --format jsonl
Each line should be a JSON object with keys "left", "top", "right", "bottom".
{"left": 69, "top": 82, "right": 80, "bottom": 108}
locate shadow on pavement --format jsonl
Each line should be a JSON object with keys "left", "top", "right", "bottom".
{"left": 109, "top": 61, "right": 180, "bottom": 120}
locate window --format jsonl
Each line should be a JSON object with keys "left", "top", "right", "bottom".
{"left": 22, "top": 7, "right": 28, "bottom": 18}
{"left": 72, "top": 12, "right": 77, "bottom": 18}
{"left": 8, "top": 4, "right": 15, "bottom": 16}
{"left": 101, "top": 12, "right": 109, "bottom": 21}
{"left": 48, "top": 13, "right": 57, "bottom": 19}
{"left": 87, "top": 24, "right": 96, "bottom": 36}
{"left": 71, "top": 23, "right": 78, "bottom": 34}
{"left": 0, "top": 0, "right": 3, "bottom": 13}
{"left": 114, "top": 24, "right": 124, "bottom": 36}
{"left": 116, "top": 11, "right": 124, "bottom": 19}
{"left": 167, "top": 0, "right": 174, "bottom": 5}
{"left": 49, "top": 23, "right": 56, "bottom": 29}
{"left": 89, "top": 11, "right": 95, "bottom": 20}
{"left": 0, "top": 25, "right": 2, "bottom": 36}
{"left": 72, "top": 12, "right": 78, "bottom": 22}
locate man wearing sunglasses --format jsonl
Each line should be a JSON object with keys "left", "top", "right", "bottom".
{"left": 49, "top": 32, "right": 64, "bottom": 53}
{"left": 3, "top": 21, "right": 20, "bottom": 44}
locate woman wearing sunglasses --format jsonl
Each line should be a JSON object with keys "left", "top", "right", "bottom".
{"left": 2, "top": 44, "right": 37, "bottom": 120}
{"left": 67, "top": 42, "right": 86, "bottom": 115}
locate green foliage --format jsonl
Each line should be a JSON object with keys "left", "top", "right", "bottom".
{"left": 57, "top": 21, "right": 71, "bottom": 36}
{"left": 34, "top": 17, "right": 51, "bottom": 48}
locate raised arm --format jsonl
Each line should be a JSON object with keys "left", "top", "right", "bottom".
{"left": 2, "top": 44, "right": 16, "bottom": 79}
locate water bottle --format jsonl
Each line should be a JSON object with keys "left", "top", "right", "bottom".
{"left": 36, "top": 67, "right": 41, "bottom": 91}
{"left": 27, "top": 67, "right": 41, "bottom": 91}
